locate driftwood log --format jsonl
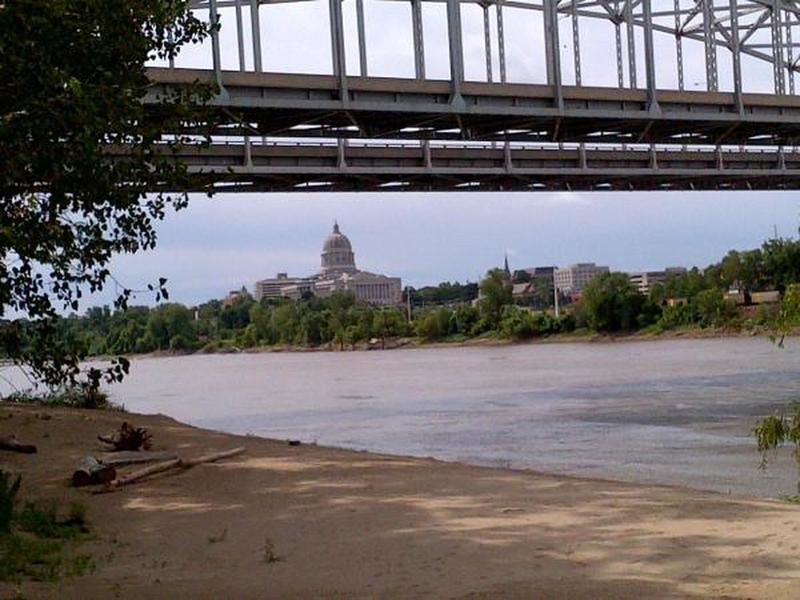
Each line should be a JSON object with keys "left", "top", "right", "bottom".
{"left": 0, "top": 435, "right": 37, "bottom": 454}
{"left": 109, "top": 447, "right": 245, "bottom": 488}
{"left": 97, "top": 451, "right": 177, "bottom": 467}
{"left": 72, "top": 457, "right": 117, "bottom": 487}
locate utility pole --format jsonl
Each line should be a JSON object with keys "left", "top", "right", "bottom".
{"left": 553, "top": 273, "right": 560, "bottom": 319}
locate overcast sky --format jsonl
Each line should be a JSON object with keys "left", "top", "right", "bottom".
{"left": 95, "top": 3, "right": 800, "bottom": 308}
{"left": 95, "top": 191, "right": 800, "bottom": 307}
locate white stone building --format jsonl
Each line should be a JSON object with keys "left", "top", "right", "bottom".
{"left": 553, "top": 263, "right": 610, "bottom": 294}
{"left": 254, "top": 223, "right": 402, "bottom": 306}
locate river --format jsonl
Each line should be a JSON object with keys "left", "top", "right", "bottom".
{"left": 87, "top": 336, "right": 799, "bottom": 498}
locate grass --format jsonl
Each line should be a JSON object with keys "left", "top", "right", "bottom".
{"left": 4, "top": 387, "right": 123, "bottom": 411}
{"left": 779, "top": 494, "right": 800, "bottom": 504}
{"left": 0, "top": 477, "right": 95, "bottom": 584}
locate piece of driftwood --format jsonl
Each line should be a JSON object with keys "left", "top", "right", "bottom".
{"left": 0, "top": 435, "right": 37, "bottom": 454}
{"left": 97, "top": 451, "right": 178, "bottom": 467}
{"left": 109, "top": 447, "right": 245, "bottom": 488}
{"left": 72, "top": 457, "right": 117, "bottom": 487}
{"left": 98, "top": 422, "right": 152, "bottom": 451}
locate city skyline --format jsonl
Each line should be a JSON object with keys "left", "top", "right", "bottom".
{"left": 92, "top": 190, "right": 800, "bottom": 308}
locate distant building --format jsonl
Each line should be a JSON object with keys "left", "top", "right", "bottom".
{"left": 554, "top": 263, "right": 610, "bottom": 294}
{"left": 512, "top": 266, "right": 556, "bottom": 301}
{"left": 628, "top": 267, "right": 687, "bottom": 295}
{"left": 726, "top": 289, "right": 781, "bottom": 306}
{"left": 221, "top": 286, "right": 250, "bottom": 307}
{"left": 523, "top": 266, "right": 556, "bottom": 282}
{"left": 254, "top": 223, "right": 402, "bottom": 306}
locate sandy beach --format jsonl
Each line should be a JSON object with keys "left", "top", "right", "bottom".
{"left": 1, "top": 403, "right": 800, "bottom": 599}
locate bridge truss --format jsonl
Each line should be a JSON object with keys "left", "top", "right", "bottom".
{"left": 147, "top": 0, "right": 800, "bottom": 191}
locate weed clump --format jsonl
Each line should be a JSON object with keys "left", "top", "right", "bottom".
{"left": 4, "top": 385, "right": 122, "bottom": 411}
{"left": 0, "top": 472, "right": 95, "bottom": 583}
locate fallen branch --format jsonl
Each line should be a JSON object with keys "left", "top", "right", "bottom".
{"left": 0, "top": 435, "right": 37, "bottom": 454}
{"left": 109, "top": 447, "right": 245, "bottom": 488}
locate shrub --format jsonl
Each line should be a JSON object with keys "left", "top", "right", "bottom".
{"left": 414, "top": 310, "right": 445, "bottom": 341}
{"left": 500, "top": 307, "right": 557, "bottom": 340}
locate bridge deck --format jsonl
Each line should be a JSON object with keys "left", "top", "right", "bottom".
{"left": 147, "top": 68, "right": 800, "bottom": 146}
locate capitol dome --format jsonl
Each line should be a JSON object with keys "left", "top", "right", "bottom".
{"left": 321, "top": 222, "right": 357, "bottom": 275}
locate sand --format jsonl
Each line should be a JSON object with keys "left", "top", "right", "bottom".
{"left": 1, "top": 404, "right": 799, "bottom": 599}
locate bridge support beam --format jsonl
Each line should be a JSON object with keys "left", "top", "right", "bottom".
{"left": 772, "top": 0, "right": 786, "bottom": 94}
{"left": 702, "top": 0, "right": 719, "bottom": 91}
{"left": 673, "top": 0, "right": 684, "bottom": 91}
{"left": 208, "top": 0, "right": 227, "bottom": 96}
{"left": 543, "top": 2, "right": 563, "bottom": 111}
{"left": 642, "top": 0, "right": 659, "bottom": 113}
{"left": 411, "top": 0, "right": 426, "bottom": 80}
{"left": 497, "top": 0, "right": 507, "bottom": 83}
{"left": 329, "top": 0, "right": 349, "bottom": 102}
{"left": 356, "top": 0, "right": 368, "bottom": 76}
{"left": 446, "top": 0, "right": 465, "bottom": 108}
{"left": 234, "top": 0, "right": 245, "bottom": 71}
{"left": 250, "top": 0, "right": 262, "bottom": 72}
{"left": 483, "top": 4, "right": 493, "bottom": 82}
{"left": 730, "top": 0, "right": 745, "bottom": 114}
{"left": 624, "top": 0, "right": 637, "bottom": 89}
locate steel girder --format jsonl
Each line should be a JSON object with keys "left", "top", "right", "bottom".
{"left": 145, "top": 0, "right": 800, "bottom": 191}
{"left": 126, "top": 141, "right": 800, "bottom": 192}
{"left": 186, "top": 0, "right": 800, "bottom": 96}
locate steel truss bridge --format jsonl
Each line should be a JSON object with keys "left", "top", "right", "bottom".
{"left": 147, "top": 0, "right": 800, "bottom": 191}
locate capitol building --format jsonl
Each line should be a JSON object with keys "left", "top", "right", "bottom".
{"left": 254, "top": 223, "right": 403, "bottom": 306}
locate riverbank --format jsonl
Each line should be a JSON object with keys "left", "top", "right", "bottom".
{"left": 98, "top": 324, "right": 788, "bottom": 361}
{"left": 1, "top": 404, "right": 799, "bottom": 599}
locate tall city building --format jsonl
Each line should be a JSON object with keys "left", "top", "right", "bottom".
{"left": 255, "top": 223, "right": 402, "bottom": 306}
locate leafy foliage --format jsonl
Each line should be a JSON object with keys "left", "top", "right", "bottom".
{"left": 580, "top": 273, "right": 651, "bottom": 332}
{"left": 755, "top": 285, "right": 800, "bottom": 488}
{"left": 478, "top": 269, "right": 513, "bottom": 329}
{"left": 0, "top": 1, "right": 213, "bottom": 389}
{"left": 754, "top": 405, "right": 800, "bottom": 473}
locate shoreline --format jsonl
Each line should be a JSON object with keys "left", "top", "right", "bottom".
{"left": 2, "top": 404, "right": 799, "bottom": 598}
{"left": 88, "top": 326, "right": 782, "bottom": 362}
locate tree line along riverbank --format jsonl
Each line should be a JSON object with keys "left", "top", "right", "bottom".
{"left": 24, "top": 232, "right": 800, "bottom": 358}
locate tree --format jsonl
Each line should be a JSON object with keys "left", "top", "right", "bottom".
{"left": 0, "top": 1, "right": 212, "bottom": 389}
{"left": 581, "top": 272, "right": 645, "bottom": 332}
{"left": 144, "top": 303, "right": 196, "bottom": 351}
{"left": 478, "top": 269, "right": 513, "bottom": 329}
{"left": 694, "top": 288, "right": 736, "bottom": 328}
{"left": 761, "top": 237, "right": 800, "bottom": 292}
{"left": 755, "top": 284, "right": 800, "bottom": 484}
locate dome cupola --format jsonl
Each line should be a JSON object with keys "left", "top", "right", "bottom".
{"left": 321, "top": 221, "right": 357, "bottom": 275}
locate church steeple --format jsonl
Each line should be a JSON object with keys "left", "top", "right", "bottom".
{"left": 504, "top": 252, "right": 511, "bottom": 278}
